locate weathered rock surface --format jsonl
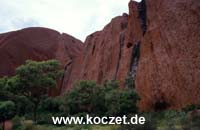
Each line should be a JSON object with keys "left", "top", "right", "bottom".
{"left": 135, "top": 0, "right": 200, "bottom": 111}
{"left": 0, "top": 27, "right": 83, "bottom": 95}
{"left": 63, "top": 13, "right": 141, "bottom": 91}
{"left": 65, "top": 0, "right": 200, "bottom": 111}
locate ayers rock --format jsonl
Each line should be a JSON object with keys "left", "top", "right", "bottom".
{"left": 0, "top": 0, "right": 200, "bottom": 111}
{"left": 0, "top": 27, "right": 83, "bottom": 95}
{"left": 65, "top": 0, "right": 200, "bottom": 111}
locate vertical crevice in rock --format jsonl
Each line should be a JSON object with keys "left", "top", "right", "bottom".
{"left": 92, "top": 45, "right": 96, "bottom": 55}
{"left": 60, "top": 61, "right": 72, "bottom": 92}
{"left": 114, "top": 31, "right": 125, "bottom": 80}
{"left": 129, "top": 41, "right": 141, "bottom": 80}
{"left": 138, "top": 0, "right": 147, "bottom": 35}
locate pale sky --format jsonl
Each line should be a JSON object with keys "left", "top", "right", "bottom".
{"left": 0, "top": 0, "right": 141, "bottom": 41}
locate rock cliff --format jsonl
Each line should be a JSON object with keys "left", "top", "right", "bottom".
{"left": 65, "top": 0, "right": 200, "bottom": 111}
{"left": 63, "top": 14, "right": 131, "bottom": 91}
{"left": 135, "top": 0, "right": 200, "bottom": 110}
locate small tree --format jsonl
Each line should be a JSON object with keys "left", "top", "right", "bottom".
{"left": 0, "top": 101, "right": 15, "bottom": 130}
{"left": 38, "top": 96, "right": 63, "bottom": 113}
{"left": 104, "top": 89, "right": 139, "bottom": 116}
{"left": 64, "top": 80, "right": 97, "bottom": 114}
{"left": 102, "top": 80, "right": 139, "bottom": 116}
{"left": 63, "top": 80, "right": 140, "bottom": 117}
{"left": 0, "top": 76, "right": 33, "bottom": 117}
{"left": 0, "top": 77, "right": 9, "bottom": 100}
{"left": 6, "top": 60, "right": 63, "bottom": 121}
{"left": 0, "top": 78, "right": 6, "bottom": 89}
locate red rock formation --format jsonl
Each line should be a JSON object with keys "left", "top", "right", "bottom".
{"left": 63, "top": 14, "right": 133, "bottom": 91}
{"left": 0, "top": 27, "right": 83, "bottom": 95}
{"left": 135, "top": 0, "right": 200, "bottom": 111}
{"left": 64, "top": 0, "right": 200, "bottom": 111}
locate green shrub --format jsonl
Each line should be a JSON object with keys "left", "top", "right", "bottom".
{"left": 14, "top": 96, "right": 34, "bottom": 116}
{"left": 38, "top": 96, "right": 63, "bottom": 113}
{"left": 105, "top": 89, "right": 139, "bottom": 116}
{"left": 63, "top": 80, "right": 97, "bottom": 115}
{"left": 181, "top": 112, "right": 200, "bottom": 130}
{"left": 0, "top": 100, "right": 16, "bottom": 130}
{"left": 62, "top": 80, "right": 140, "bottom": 117}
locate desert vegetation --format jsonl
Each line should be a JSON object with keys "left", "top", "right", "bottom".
{"left": 0, "top": 60, "right": 199, "bottom": 130}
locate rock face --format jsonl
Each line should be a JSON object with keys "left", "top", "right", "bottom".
{"left": 63, "top": 14, "right": 133, "bottom": 91}
{"left": 0, "top": 27, "right": 83, "bottom": 95}
{"left": 64, "top": 0, "right": 200, "bottom": 111}
{"left": 135, "top": 0, "right": 200, "bottom": 111}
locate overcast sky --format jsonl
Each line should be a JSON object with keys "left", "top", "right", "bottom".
{"left": 0, "top": 0, "right": 141, "bottom": 41}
